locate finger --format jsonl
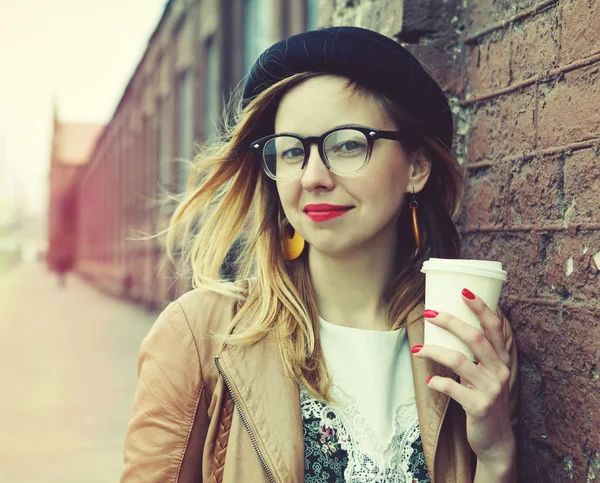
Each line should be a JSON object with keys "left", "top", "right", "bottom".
{"left": 413, "top": 344, "right": 487, "bottom": 388}
{"left": 423, "top": 310, "right": 500, "bottom": 369}
{"left": 461, "top": 288, "right": 510, "bottom": 366}
{"left": 426, "top": 375, "right": 475, "bottom": 412}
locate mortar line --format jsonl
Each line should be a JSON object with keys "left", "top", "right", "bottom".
{"left": 461, "top": 222, "right": 600, "bottom": 233}
{"left": 465, "top": 138, "right": 600, "bottom": 170}
{"left": 460, "top": 52, "right": 600, "bottom": 106}
{"left": 505, "top": 296, "right": 600, "bottom": 312}
{"left": 464, "top": 0, "right": 559, "bottom": 45}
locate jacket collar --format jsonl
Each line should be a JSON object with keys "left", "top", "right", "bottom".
{"left": 217, "top": 304, "right": 451, "bottom": 482}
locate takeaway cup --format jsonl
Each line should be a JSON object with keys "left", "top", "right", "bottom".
{"left": 420, "top": 258, "right": 508, "bottom": 360}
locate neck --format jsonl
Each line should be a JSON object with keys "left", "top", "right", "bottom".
{"left": 308, "top": 229, "right": 397, "bottom": 331}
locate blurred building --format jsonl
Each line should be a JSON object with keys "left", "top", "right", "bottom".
{"left": 73, "top": 0, "right": 317, "bottom": 309}
{"left": 47, "top": 106, "right": 103, "bottom": 276}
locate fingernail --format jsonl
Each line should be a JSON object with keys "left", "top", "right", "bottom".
{"left": 426, "top": 376, "right": 433, "bottom": 384}
{"left": 411, "top": 345, "right": 423, "bottom": 354}
{"left": 462, "top": 288, "right": 476, "bottom": 300}
{"left": 423, "top": 310, "right": 439, "bottom": 318}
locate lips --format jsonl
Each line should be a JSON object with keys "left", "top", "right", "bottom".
{"left": 303, "top": 203, "right": 353, "bottom": 222}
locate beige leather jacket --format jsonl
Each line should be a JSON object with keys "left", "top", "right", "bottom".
{"left": 121, "top": 288, "right": 518, "bottom": 483}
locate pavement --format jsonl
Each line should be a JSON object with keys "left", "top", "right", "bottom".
{"left": 0, "top": 262, "right": 158, "bottom": 483}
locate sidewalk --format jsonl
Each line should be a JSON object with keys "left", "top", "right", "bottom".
{"left": 0, "top": 263, "right": 158, "bottom": 483}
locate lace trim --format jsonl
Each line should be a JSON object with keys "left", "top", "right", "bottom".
{"left": 300, "top": 384, "right": 422, "bottom": 482}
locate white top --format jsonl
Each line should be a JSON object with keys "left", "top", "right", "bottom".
{"left": 298, "top": 316, "right": 423, "bottom": 481}
{"left": 318, "top": 316, "right": 416, "bottom": 444}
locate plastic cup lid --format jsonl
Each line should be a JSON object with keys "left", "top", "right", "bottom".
{"left": 421, "top": 258, "right": 508, "bottom": 282}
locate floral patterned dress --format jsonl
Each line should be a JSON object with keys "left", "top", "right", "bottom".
{"left": 301, "top": 384, "right": 430, "bottom": 483}
{"left": 302, "top": 317, "right": 431, "bottom": 482}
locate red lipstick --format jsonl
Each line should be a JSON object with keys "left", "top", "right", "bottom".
{"left": 303, "top": 203, "right": 353, "bottom": 222}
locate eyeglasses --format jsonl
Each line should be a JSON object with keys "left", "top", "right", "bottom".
{"left": 250, "top": 125, "right": 408, "bottom": 181}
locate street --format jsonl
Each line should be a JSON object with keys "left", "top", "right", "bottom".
{"left": 0, "top": 262, "right": 157, "bottom": 483}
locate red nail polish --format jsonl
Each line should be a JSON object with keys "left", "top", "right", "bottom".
{"left": 423, "top": 310, "right": 439, "bottom": 318}
{"left": 462, "top": 288, "right": 476, "bottom": 300}
{"left": 426, "top": 376, "right": 433, "bottom": 384}
{"left": 411, "top": 345, "right": 423, "bottom": 354}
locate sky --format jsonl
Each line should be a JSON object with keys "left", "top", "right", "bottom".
{"left": 0, "top": 0, "right": 168, "bottom": 216}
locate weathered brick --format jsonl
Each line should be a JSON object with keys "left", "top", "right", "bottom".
{"left": 467, "top": 0, "right": 516, "bottom": 34}
{"left": 506, "top": 155, "right": 561, "bottom": 225}
{"left": 460, "top": 166, "right": 508, "bottom": 228}
{"left": 508, "top": 304, "right": 600, "bottom": 482}
{"left": 543, "top": 369, "right": 597, "bottom": 481}
{"left": 468, "top": 29, "right": 511, "bottom": 95}
{"left": 560, "top": 0, "right": 600, "bottom": 65}
{"left": 459, "top": 232, "right": 539, "bottom": 300}
{"left": 563, "top": 148, "right": 600, "bottom": 224}
{"left": 467, "top": 87, "right": 537, "bottom": 162}
{"left": 510, "top": 8, "right": 559, "bottom": 83}
{"left": 538, "top": 64, "right": 600, "bottom": 148}
{"left": 540, "top": 232, "right": 600, "bottom": 301}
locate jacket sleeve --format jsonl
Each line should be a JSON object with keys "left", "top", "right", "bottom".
{"left": 121, "top": 301, "right": 208, "bottom": 482}
{"left": 497, "top": 308, "right": 519, "bottom": 438}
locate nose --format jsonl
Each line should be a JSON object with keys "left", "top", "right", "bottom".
{"left": 300, "top": 144, "right": 335, "bottom": 192}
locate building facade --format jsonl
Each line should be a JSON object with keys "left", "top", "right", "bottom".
{"left": 47, "top": 107, "right": 103, "bottom": 276}
{"left": 75, "top": 0, "right": 317, "bottom": 308}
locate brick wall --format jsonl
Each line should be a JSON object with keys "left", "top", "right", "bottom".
{"left": 323, "top": 0, "right": 599, "bottom": 481}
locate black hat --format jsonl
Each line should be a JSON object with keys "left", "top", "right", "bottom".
{"left": 242, "top": 26, "right": 454, "bottom": 151}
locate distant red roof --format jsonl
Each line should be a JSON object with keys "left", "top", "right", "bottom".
{"left": 54, "top": 123, "right": 104, "bottom": 166}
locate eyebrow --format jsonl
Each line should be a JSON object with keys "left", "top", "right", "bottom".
{"left": 274, "top": 123, "right": 371, "bottom": 136}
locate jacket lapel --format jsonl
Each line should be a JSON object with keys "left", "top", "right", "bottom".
{"left": 216, "top": 330, "right": 304, "bottom": 483}
{"left": 406, "top": 304, "right": 454, "bottom": 483}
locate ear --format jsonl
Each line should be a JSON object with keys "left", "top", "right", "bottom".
{"left": 408, "top": 148, "right": 432, "bottom": 193}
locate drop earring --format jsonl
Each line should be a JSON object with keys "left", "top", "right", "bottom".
{"left": 410, "top": 191, "right": 422, "bottom": 254}
{"left": 280, "top": 218, "right": 305, "bottom": 261}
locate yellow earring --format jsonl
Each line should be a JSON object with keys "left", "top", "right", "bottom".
{"left": 281, "top": 219, "right": 305, "bottom": 261}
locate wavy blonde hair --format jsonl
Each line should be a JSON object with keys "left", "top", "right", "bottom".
{"left": 166, "top": 72, "right": 464, "bottom": 401}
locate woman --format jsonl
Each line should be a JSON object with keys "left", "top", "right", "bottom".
{"left": 121, "top": 27, "right": 518, "bottom": 482}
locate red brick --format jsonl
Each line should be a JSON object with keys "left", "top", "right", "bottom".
{"left": 467, "top": 87, "right": 537, "bottom": 162}
{"left": 541, "top": 233, "right": 600, "bottom": 301}
{"left": 538, "top": 64, "right": 600, "bottom": 148}
{"left": 459, "top": 232, "right": 539, "bottom": 300}
{"left": 510, "top": 8, "right": 559, "bottom": 83}
{"left": 460, "top": 166, "right": 508, "bottom": 228}
{"left": 543, "top": 370, "right": 598, "bottom": 480}
{"left": 468, "top": 0, "right": 516, "bottom": 33}
{"left": 468, "top": 29, "right": 511, "bottom": 95}
{"left": 560, "top": 0, "right": 600, "bottom": 65}
{"left": 506, "top": 155, "right": 561, "bottom": 225}
{"left": 563, "top": 148, "right": 600, "bottom": 224}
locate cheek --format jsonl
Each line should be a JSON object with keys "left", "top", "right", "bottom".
{"left": 276, "top": 182, "right": 301, "bottom": 217}
{"left": 353, "top": 163, "right": 409, "bottom": 211}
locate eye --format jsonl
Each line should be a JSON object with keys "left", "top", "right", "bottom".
{"left": 281, "top": 147, "right": 305, "bottom": 161}
{"left": 332, "top": 140, "right": 367, "bottom": 155}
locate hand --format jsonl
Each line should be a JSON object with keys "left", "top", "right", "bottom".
{"left": 411, "top": 288, "right": 516, "bottom": 465}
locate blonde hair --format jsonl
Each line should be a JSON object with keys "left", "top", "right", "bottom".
{"left": 166, "top": 72, "right": 464, "bottom": 401}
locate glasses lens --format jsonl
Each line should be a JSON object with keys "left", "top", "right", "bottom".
{"left": 263, "top": 136, "right": 305, "bottom": 180}
{"left": 324, "top": 129, "right": 369, "bottom": 174}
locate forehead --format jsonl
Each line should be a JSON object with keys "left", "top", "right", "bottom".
{"left": 274, "top": 75, "right": 393, "bottom": 135}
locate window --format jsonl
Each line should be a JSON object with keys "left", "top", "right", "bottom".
{"left": 177, "top": 70, "right": 194, "bottom": 191}
{"left": 243, "top": 0, "right": 273, "bottom": 74}
{"left": 306, "top": 0, "right": 318, "bottom": 31}
{"left": 204, "top": 37, "right": 220, "bottom": 142}
{"left": 158, "top": 94, "right": 173, "bottom": 187}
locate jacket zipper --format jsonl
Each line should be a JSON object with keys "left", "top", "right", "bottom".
{"left": 214, "top": 354, "right": 277, "bottom": 483}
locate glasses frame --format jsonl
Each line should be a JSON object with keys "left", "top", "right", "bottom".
{"left": 250, "top": 124, "right": 408, "bottom": 181}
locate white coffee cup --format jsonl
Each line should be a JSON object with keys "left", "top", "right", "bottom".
{"left": 420, "top": 258, "right": 508, "bottom": 360}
